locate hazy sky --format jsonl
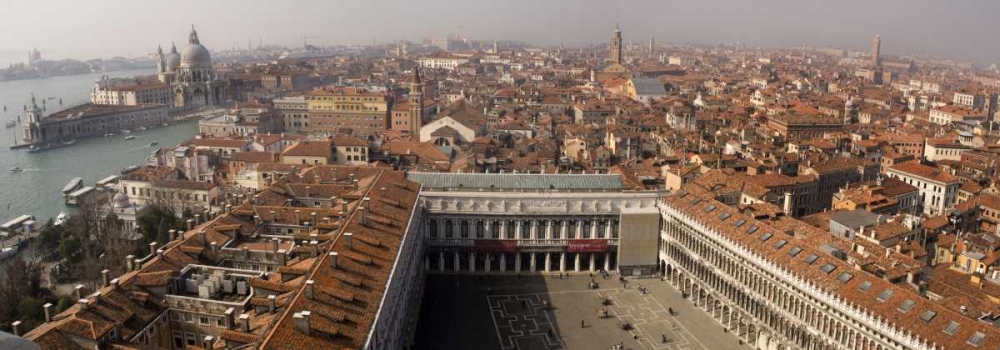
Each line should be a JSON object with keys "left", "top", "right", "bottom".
{"left": 1, "top": 0, "right": 998, "bottom": 66}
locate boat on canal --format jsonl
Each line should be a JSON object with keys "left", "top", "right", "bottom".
{"left": 62, "top": 177, "right": 83, "bottom": 196}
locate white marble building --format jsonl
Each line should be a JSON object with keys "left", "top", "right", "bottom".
{"left": 408, "top": 173, "right": 661, "bottom": 276}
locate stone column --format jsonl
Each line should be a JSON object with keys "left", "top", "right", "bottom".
{"left": 514, "top": 253, "right": 521, "bottom": 273}
{"left": 574, "top": 253, "right": 581, "bottom": 271}
{"left": 546, "top": 221, "right": 553, "bottom": 239}
{"left": 590, "top": 222, "right": 597, "bottom": 238}
{"left": 453, "top": 252, "right": 460, "bottom": 272}
{"left": 545, "top": 253, "right": 551, "bottom": 273}
{"left": 560, "top": 222, "right": 567, "bottom": 240}
{"left": 575, "top": 220, "right": 583, "bottom": 238}
{"left": 515, "top": 221, "right": 523, "bottom": 240}
{"left": 500, "top": 254, "right": 506, "bottom": 273}
{"left": 485, "top": 220, "right": 492, "bottom": 238}
{"left": 589, "top": 253, "right": 596, "bottom": 272}
{"left": 424, "top": 256, "right": 430, "bottom": 271}
{"left": 469, "top": 252, "right": 476, "bottom": 272}
{"left": 530, "top": 252, "right": 537, "bottom": 272}
{"left": 485, "top": 253, "right": 492, "bottom": 272}
{"left": 530, "top": 221, "right": 538, "bottom": 240}
{"left": 438, "top": 252, "right": 445, "bottom": 271}
{"left": 604, "top": 252, "right": 611, "bottom": 271}
{"left": 559, "top": 253, "right": 566, "bottom": 272}
{"left": 500, "top": 221, "right": 507, "bottom": 239}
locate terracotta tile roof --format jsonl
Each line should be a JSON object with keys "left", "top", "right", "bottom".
{"left": 663, "top": 188, "right": 1000, "bottom": 349}
{"left": 889, "top": 161, "right": 959, "bottom": 184}
{"left": 260, "top": 170, "right": 421, "bottom": 349}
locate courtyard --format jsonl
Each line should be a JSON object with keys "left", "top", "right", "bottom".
{"left": 414, "top": 273, "right": 746, "bottom": 350}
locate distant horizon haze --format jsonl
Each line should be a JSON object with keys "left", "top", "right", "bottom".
{"left": 1, "top": 0, "right": 997, "bottom": 67}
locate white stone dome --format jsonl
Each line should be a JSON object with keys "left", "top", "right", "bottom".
{"left": 113, "top": 192, "right": 131, "bottom": 209}
{"left": 180, "top": 26, "right": 211, "bottom": 68}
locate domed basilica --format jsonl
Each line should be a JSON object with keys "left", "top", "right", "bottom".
{"left": 155, "top": 26, "right": 226, "bottom": 110}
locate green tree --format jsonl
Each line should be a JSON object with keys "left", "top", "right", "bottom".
{"left": 55, "top": 296, "right": 74, "bottom": 313}
{"left": 58, "top": 237, "right": 81, "bottom": 262}
{"left": 156, "top": 217, "right": 171, "bottom": 245}
{"left": 16, "top": 297, "right": 44, "bottom": 323}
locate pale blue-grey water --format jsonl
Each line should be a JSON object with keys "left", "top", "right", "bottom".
{"left": 0, "top": 69, "right": 198, "bottom": 225}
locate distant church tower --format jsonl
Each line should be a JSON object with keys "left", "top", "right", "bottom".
{"left": 610, "top": 24, "right": 623, "bottom": 64}
{"left": 648, "top": 35, "right": 654, "bottom": 53}
{"left": 871, "top": 35, "right": 881, "bottom": 68}
{"left": 408, "top": 67, "right": 424, "bottom": 135}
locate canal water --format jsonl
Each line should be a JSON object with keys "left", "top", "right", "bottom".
{"left": 0, "top": 69, "right": 198, "bottom": 224}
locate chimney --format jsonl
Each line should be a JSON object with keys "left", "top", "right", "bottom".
{"left": 360, "top": 208, "right": 367, "bottom": 226}
{"left": 125, "top": 255, "right": 135, "bottom": 271}
{"left": 329, "top": 252, "right": 339, "bottom": 269}
{"left": 101, "top": 269, "right": 110, "bottom": 287}
{"left": 134, "top": 258, "right": 142, "bottom": 271}
{"left": 341, "top": 198, "right": 348, "bottom": 213}
{"left": 239, "top": 313, "right": 251, "bottom": 332}
{"left": 210, "top": 241, "right": 218, "bottom": 254}
{"left": 74, "top": 284, "right": 84, "bottom": 300}
{"left": 187, "top": 218, "right": 194, "bottom": 230}
{"left": 304, "top": 186, "right": 310, "bottom": 198}
{"left": 353, "top": 179, "right": 359, "bottom": 190}
{"left": 149, "top": 242, "right": 158, "bottom": 257}
{"left": 78, "top": 299, "right": 90, "bottom": 310}
{"left": 293, "top": 311, "right": 311, "bottom": 335}
{"left": 243, "top": 246, "right": 250, "bottom": 259}
{"left": 267, "top": 295, "right": 276, "bottom": 314}
{"left": 305, "top": 280, "right": 315, "bottom": 299}
{"left": 226, "top": 204, "right": 233, "bottom": 214}
{"left": 783, "top": 192, "right": 793, "bottom": 215}
{"left": 43, "top": 303, "right": 53, "bottom": 322}
{"left": 194, "top": 214, "right": 202, "bottom": 224}
{"left": 170, "top": 229, "right": 178, "bottom": 241}
{"left": 224, "top": 308, "right": 235, "bottom": 329}
{"left": 310, "top": 212, "right": 317, "bottom": 226}
{"left": 156, "top": 249, "right": 165, "bottom": 259}
{"left": 269, "top": 210, "right": 276, "bottom": 223}
{"left": 344, "top": 233, "right": 354, "bottom": 250}
{"left": 11, "top": 321, "right": 21, "bottom": 337}
{"left": 110, "top": 278, "right": 120, "bottom": 289}
{"left": 294, "top": 210, "right": 301, "bottom": 225}
{"left": 271, "top": 238, "right": 279, "bottom": 253}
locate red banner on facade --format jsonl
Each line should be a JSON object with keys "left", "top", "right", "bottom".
{"left": 474, "top": 240, "right": 518, "bottom": 253}
{"left": 566, "top": 239, "right": 608, "bottom": 253}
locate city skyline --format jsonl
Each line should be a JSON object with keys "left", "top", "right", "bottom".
{"left": 2, "top": 0, "right": 999, "bottom": 66}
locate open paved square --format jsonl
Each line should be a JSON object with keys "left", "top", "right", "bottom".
{"left": 414, "top": 274, "right": 745, "bottom": 350}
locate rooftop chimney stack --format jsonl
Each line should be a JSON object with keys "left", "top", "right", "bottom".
{"left": 170, "top": 229, "right": 179, "bottom": 241}
{"left": 329, "top": 252, "right": 339, "bottom": 268}
{"left": 293, "top": 311, "right": 311, "bottom": 335}
{"left": 305, "top": 280, "right": 315, "bottom": 299}
{"left": 43, "top": 303, "right": 53, "bottom": 322}
{"left": 149, "top": 242, "right": 158, "bottom": 257}
{"left": 226, "top": 204, "right": 233, "bottom": 214}
{"left": 353, "top": 179, "right": 359, "bottom": 190}
{"left": 194, "top": 214, "right": 202, "bottom": 224}
{"left": 224, "top": 308, "right": 235, "bottom": 329}
{"left": 267, "top": 294, "right": 276, "bottom": 313}
{"left": 74, "top": 284, "right": 84, "bottom": 300}
{"left": 341, "top": 198, "right": 348, "bottom": 213}
{"left": 239, "top": 313, "right": 251, "bottom": 332}
{"left": 294, "top": 210, "right": 301, "bottom": 225}
{"left": 125, "top": 255, "right": 135, "bottom": 271}
{"left": 11, "top": 321, "right": 21, "bottom": 337}
{"left": 101, "top": 269, "right": 110, "bottom": 287}
{"left": 271, "top": 238, "right": 279, "bottom": 253}
{"left": 344, "top": 233, "right": 354, "bottom": 250}
{"left": 310, "top": 212, "right": 317, "bottom": 226}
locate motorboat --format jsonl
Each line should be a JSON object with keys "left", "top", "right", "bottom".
{"left": 63, "top": 139, "right": 76, "bottom": 146}
{"left": 124, "top": 135, "right": 136, "bottom": 140}
{"left": 149, "top": 141, "right": 159, "bottom": 147}
{"left": 9, "top": 167, "right": 22, "bottom": 172}
{"left": 54, "top": 212, "right": 68, "bottom": 226}
{"left": 4, "top": 120, "right": 15, "bottom": 129}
